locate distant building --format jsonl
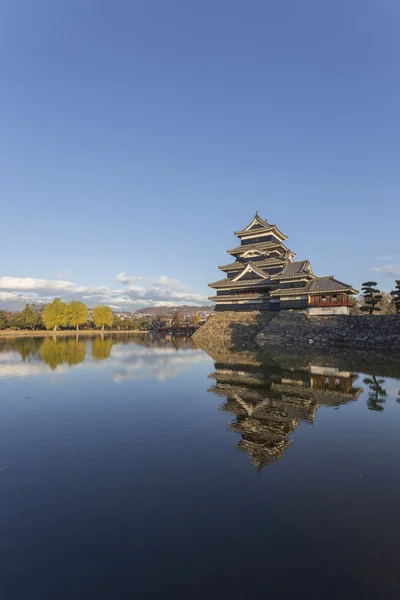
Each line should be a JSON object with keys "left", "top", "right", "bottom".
{"left": 209, "top": 213, "right": 357, "bottom": 315}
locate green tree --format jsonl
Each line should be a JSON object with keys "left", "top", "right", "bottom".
{"left": 391, "top": 280, "right": 400, "bottom": 314}
{"left": 42, "top": 298, "right": 68, "bottom": 331}
{"left": 363, "top": 375, "right": 387, "bottom": 411}
{"left": 8, "top": 304, "right": 44, "bottom": 330}
{"left": 0, "top": 310, "right": 8, "bottom": 329}
{"left": 93, "top": 305, "right": 113, "bottom": 331}
{"left": 9, "top": 338, "right": 42, "bottom": 361}
{"left": 112, "top": 315, "right": 124, "bottom": 330}
{"left": 360, "top": 282, "right": 382, "bottom": 315}
{"left": 112, "top": 315, "right": 137, "bottom": 330}
{"left": 92, "top": 337, "right": 113, "bottom": 360}
{"left": 67, "top": 300, "right": 89, "bottom": 331}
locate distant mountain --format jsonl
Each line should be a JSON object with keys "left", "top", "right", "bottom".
{"left": 133, "top": 305, "right": 214, "bottom": 318}
{"left": 0, "top": 292, "right": 46, "bottom": 312}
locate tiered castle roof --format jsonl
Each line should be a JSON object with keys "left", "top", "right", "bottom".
{"left": 209, "top": 212, "right": 357, "bottom": 301}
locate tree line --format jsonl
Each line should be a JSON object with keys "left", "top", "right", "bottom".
{"left": 0, "top": 299, "right": 113, "bottom": 331}
{"left": 0, "top": 299, "right": 204, "bottom": 331}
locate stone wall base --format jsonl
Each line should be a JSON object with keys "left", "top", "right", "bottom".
{"left": 194, "top": 310, "right": 400, "bottom": 354}
{"left": 257, "top": 311, "right": 400, "bottom": 353}
{"left": 192, "top": 311, "right": 277, "bottom": 353}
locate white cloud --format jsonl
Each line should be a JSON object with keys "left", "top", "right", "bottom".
{"left": 115, "top": 272, "right": 147, "bottom": 285}
{"left": 107, "top": 345, "right": 209, "bottom": 383}
{"left": 0, "top": 272, "right": 210, "bottom": 311}
{"left": 0, "top": 276, "right": 79, "bottom": 292}
{"left": 372, "top": 265, "right": 400, "bottom": 277}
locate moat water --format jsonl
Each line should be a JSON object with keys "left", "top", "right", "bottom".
{"left": 1, "top": 334, "right": 400, "bottom": 599}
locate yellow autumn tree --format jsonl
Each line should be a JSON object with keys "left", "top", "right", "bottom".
{"left": 42, "top": 298, "right": 68, "bottom": 331}
{"left": 67, "top": 301, "right": 89, "bottom": 331}
{"left": 93, "top": 305, "right": 113, "bottom": 331}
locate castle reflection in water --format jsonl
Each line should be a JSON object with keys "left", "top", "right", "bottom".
{"left": 207, "top": 347, "right": 361, "bottom": 470}
{"left": 0, "top": 333, "right": 370, "bottom": 470}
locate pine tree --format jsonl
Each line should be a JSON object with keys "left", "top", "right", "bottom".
{"left": 359, "top": 282, "right": 382, "bottom": 315}
{"left": 363, "top": 375, "right": 387, "bottom": 411}
{"left": 391, "top": 280, "right": 400, "bottom": 314}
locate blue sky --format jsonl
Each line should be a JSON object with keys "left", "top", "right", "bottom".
{"left": 1, "top": 0, "right": 399, "bottom": 309}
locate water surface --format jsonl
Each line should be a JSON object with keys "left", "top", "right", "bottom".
{"left": 1, "top": 334, "right": 400, "bottom": 599}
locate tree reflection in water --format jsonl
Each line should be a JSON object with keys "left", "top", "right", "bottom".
{"left": 39, "top": 338, "right": 86, "bottom": 370}
{"left": 91, "top": 337, "right": 113, "bottom": 360}
{"left": 0, "top": 338, "right": 42, "bottom": 361}
{"left": 363, "top": 375, "right": 387, "bottom": 411}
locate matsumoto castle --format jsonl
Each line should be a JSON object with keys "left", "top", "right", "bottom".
{"left": 209, "top": 213, "right": 357, "bottom": 315}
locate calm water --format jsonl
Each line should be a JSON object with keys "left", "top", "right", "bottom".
{"left": 1, "top": 334, "right": 400, "bottom": 599}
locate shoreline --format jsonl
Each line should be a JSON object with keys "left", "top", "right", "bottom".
{"left": 0, "top": 329, "right": 148, "bottom": 338}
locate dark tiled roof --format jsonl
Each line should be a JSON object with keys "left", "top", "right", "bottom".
{"left": 308, "top": 277, "right": 357, "bottom": 294}
{"left": 209, "top": 277, "right": 273, "bottom": 289}
{"left": 270, "top": 260, "right": 313, "bottom": 280}
{"left": 209, "top": 292, "right": 269, "bottom": 301}
{"left": 227, "top": 241, "right": 294, "bottom": 255}
{"left": 234, "top": 224, "right": 274, "bottom": 236}
{"left": 270, "top": 285, "right": 311, "bottom": 297}
{"left": 234, "top": 213, "right": 270, "bottom": 235}
{"left": 218, "top": 258, "right": 286, "bottom": 271}
{"left": 235, "top": 225, "right": 288, "bottom": 241}
{"left": 270, "top": 276, "right": 357, "bottom": 297}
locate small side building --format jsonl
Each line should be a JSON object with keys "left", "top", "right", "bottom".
{"left": 209, "top": 213, "right": 357, "bottom": 315}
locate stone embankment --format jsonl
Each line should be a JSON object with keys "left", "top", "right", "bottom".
{"left": 192, "top": 311, "right": 277, "bottom": 352}
{"left": 257, "top": 311, "right": 400, "bottom": 354}
{"left": 193, "top": 310, "right": 400, "bottom": 354}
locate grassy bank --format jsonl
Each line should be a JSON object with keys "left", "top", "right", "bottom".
{"left": 0, "top": 329, "right": 148, "bottom": 338}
